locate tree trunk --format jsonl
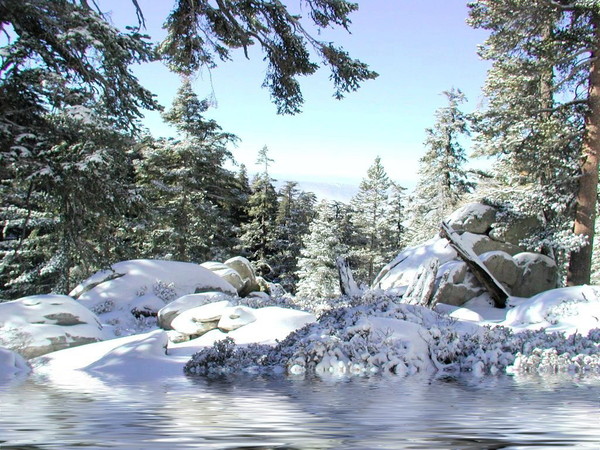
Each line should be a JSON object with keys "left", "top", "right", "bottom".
{"left": 567, "top": 15, "right": 600, "bottom": 286}
{"left": 336, "top": 256, "right": 362, "bottom": 298}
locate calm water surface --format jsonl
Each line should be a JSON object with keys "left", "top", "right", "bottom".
{"left": 0, "top": 371, "right": 598, "bottom": 449}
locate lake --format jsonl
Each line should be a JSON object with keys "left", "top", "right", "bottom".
{"left": 0, "top": 372, "right": 598, "bottom": 449}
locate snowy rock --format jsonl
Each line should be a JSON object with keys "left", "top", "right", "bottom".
{"left": 157, "top": 292, "right": 236, "bottom": 330}
{"left": 228, "top": 307, "right": 316, "bottom": 344}
{"left": 374, "top": 237, "right": 457, "bottom": 292}
{"left": 489, "top": 215, "right": 542, "bottom": 246}
{"left": 434, "top": 260, "right": 483, "bottom": 306}
{"left": 447, "top": 203, "right": 497, "bottom": 234}
{"left": 73, "top": 260, "right": 237, "bottom": 336}
{"left": 480, "top": 251, "right": 520, "bottom": 290}
{"left": 463, "top": 232, "right": 523, "bottom": 256}
{"left": 0, "top": 346, "right": 31, "bottom": 378}
{"left": 512, "top": 253, "right": 558, "bottom": 298}
{"left": 170, "top": 300, "right": 233, "bottom": 336}
{"left": 225, "top": 256, "right": 260, "bottom": 296}
{"left": 246, "top": 291, "right": 271, "bottom": 301}
{"left": 0, "top": 295, "right": 103, "bottom": 358}
{"left": 200, "top": 262, "right": 245, "bottom": 295}
{"left": 434, "top": 281, "right": 482, "bottom": 307}
{"left": 218, "top": 306, "right": 257, "bottom": 331}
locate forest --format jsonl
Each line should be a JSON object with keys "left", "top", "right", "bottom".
{"left": 1, "top": 0, "right": 600, "bottom": 304}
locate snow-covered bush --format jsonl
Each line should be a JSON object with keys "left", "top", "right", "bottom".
{"left": 184, "top": 337, "right": 274, "bottom": 376}
{"left": 184, "top": 293, "right": 600, "bottom": 379}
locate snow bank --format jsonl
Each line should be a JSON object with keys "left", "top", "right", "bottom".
{"left": 0, "top": 347, "right": 31, "bottom": 380}
{"left": 502, "top": 285, "right": 600, "bottom": 336}
{"left": 32, "top": 305, "right": 315, "bottom": 383}
{"left": 72, "top": 259, "right": 238, "bottom": 337}
{"left": 0, "top": 295, "right": 103, "bottom": 358}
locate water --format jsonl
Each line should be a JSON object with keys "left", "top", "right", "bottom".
{"left": 0, "top": 372, "right": 599, "bottom": 449}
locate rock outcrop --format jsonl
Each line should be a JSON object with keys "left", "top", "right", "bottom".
{"left": 374, "top": 203, "right": 559, "bottom": 307}
{"left": 72, "top": 259, "right": 238, "bottom": 337}
{"left": 202, "top": 256, "right": 261, "bottom": 297}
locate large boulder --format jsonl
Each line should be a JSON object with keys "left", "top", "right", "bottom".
{"left": 489, "top": 215, "right": 543, "bottom": 246}
{"left": 374, "top": 237, "right": 458, "bottom": 293}
{"left": 0, "top": 295, "right": 104, "bottom": 359}
{"left": 170, "top": 300, "right": 233, "bottom": 336}
{"left": 72, "top": 260, "right": 238, "bottom": 337}
{"left": 225, "top": 256, "right": 260, "bottom": 296}
{"left": 157, "top": 292, "right": 236, "bottom": 330}
{"left": 447, "top": 203, "right": 497, "bottom": 234}
{"left": 512, "top": 253, "right": 558, "bottom": 298}
{"left": 433, "top": 261, "right": 483, "bottom": 306}
{"left": 218, "top": 305, "right": 257, "bottom": 332}
{"left": 480, "top": 251, "right": 520, "bottom": 291}
{"left": 461, "top": 233, "right": 523, "bottom": 256}
{"left": 200, "top": 262, "right": 245, "bottom": 295}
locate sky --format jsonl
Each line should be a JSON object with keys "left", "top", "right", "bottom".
{"left": 104, "top": 0, "right": 491, "bottom": 188}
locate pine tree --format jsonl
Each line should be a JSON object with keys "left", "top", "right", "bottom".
{"left": 388, "top": 181, "right": 408, "bottom": 252}
{"left": 350, "top": 156, "right": 399, "bottom": 284}
{"left": 158, "top": 0, "right": 378, "bottom": 114}
{"left": 135, "top": 79, "right": 240, "bottom": 262}
{"left": 296, "top": 200, "right": 349, "bottom": 300}
{"left": 0, "top": 0, "right": 159, "bottom": 298}
{"left": 239, "top": 146, "right": 279, "bottom": 275}
{"left": 272, "top": 182, "right": 317, "bottom": 291}
{"left": 408, "top": 88, "right": 472, "bottom": 244}
{"left": 468, "top": 0, "right": 600, "bottom": 284}
{"left": 1, "top": 109, "right": 140, "bottom": 297}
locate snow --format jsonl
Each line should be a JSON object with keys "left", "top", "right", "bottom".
{"left": 0, "top": 347, "right": 31, "bottom": 380}
{"left": 1, "top": 259, "right": 598, "bottom": 383}
{"left": 501, "top": 285, "right": 600, "bottom": 336}
{"left": 0, "top": 295, "right": 104, "bottom": 358}
{"left": 374, "top": 236, "right": 457, "bottom": 292}
{"left": 71, "top": 259, "right": 238, "bottom": 337}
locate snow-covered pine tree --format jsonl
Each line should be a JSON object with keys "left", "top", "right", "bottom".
{"left": 135, "top": 79, "right": 240, "bottom": 262}
{"left": 407, "top": 88, "right": 473, "bottom": 245}
{"left": 239, "top": 146, "right": 279, "bottom": 276}
{"left": 296, "top": 200, "right": 350, "bottom": 300}
{"left": 0, "top": 1, "right": 160, "bottom": 298}
{"left": 350, "top": 156, "right": 399, "bottom": 284}
{"left": 1, "top": 109, "right": 141, "bottom": 297}
{"left": 468, "top": 0, "right": 600, "bottom": 285}
{"left": 158, "top": 0, "right": 378, "bottom": 114}
{"left": 388, "top": 181, "right": 408, "bottom": 252}
{"left": 272, "top": 181, "right": 317, "bottom": 292}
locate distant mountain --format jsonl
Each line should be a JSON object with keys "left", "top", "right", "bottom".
{"left": 274, "top": 178, "right": 358, "bottom": 203}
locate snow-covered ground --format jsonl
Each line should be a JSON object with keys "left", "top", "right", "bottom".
{"left": 1, "top": 259, "right": 599, "bottom": 385}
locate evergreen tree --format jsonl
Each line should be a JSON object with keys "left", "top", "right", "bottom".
{"left": 1, "top": 110, "right": 140, "bottom": 297}
{"left": 0, "top": 0, "right": 158, "bottom": 298}
{"left": 468, "top": 0, "right": 600, "bottom": 285}
{"left": 350, "top": 156, "right": 399, "bottom": 284}
{"left": 296, "top": 200, "right": 349, "bottom": 300}
{"left": 239, "top": 146, "right": 279, "bottom": 275}
{"left": 272, "top": 182, "right": 317, "bottom": 291}
{"left": 408, "top": 88, "right": 472, "bottom": 244}
{"left": 158, "top": 0, "right": 378, "bottom": 114}
{"left": 135, "top": 79, "right": 239, "bottom": 262}
{"left": 231, "top": 164, "right": 252, "bottom": 230}
{"left": 388, "top": 181, "right": 408, "bottom": 252}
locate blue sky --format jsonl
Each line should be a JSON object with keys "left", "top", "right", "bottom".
{"left": 105, "top": 0, "right": 491, "bottom": 187}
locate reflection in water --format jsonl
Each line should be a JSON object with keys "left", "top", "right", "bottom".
{"left": 0, "top": 373, "right": 599, "bottom": 449}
